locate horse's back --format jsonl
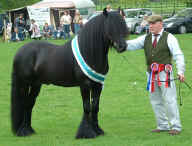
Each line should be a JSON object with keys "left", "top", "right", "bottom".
{"left": 13, "top": 40, "right": 79, "bottom": 86}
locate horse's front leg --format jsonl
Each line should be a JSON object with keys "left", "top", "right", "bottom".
{"left": 91, "top": 83, "right": 104, "bottom": 136}
{"left": 76, "top": 86, "right": 97, "bottom": 139}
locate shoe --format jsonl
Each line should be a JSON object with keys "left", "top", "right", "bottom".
{"left": 151, "top": 129, "right": 169, "bottom": 133}
{"left": 169, "top": 129, "right": 180, "bottom": 135}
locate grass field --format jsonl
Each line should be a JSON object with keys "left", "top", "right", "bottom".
{"left": 0, "top": 34, "right": 192, "bottom": 146}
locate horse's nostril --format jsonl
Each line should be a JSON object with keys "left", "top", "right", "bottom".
{"left": 113, "top": 42, "right": 117, "bottom": 48}
{"left": 113, "top": 41, "right": 127, "bottom": 53}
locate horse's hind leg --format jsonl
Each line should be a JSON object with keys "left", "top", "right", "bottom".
{"left": 11, "top": 73, "right": 27, "bottom": 136}
{"left": 16, "top": 83, "right": 41, "bottom": 136}
{"left": 91, "top": 84, "right": 104, "bottom": 136}
{"left": 11, "top": 72, "right": 41, "bottom": 136}
{"left": 76, "top": 86, "right": 97, "bottom": 139}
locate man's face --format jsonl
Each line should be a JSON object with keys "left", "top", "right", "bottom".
{"left": 107, "top": 5, "right": 111, "bottom": 11}
{"left": 149, "top": 21, "right": 163, "bottom": 34}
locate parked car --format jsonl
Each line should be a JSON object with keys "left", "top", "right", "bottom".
{"left": 124, "top": 8, "right": 152, "bottom": 33}
{"left": 163, "top": 8, "right": 192, "bottom": 34}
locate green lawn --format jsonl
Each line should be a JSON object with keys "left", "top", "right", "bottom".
{"left": 0, "top": 34, "right": 192, "bottom": 146}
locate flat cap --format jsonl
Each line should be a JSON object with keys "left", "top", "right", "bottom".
{"left": 147, "top": 15, "right": 163, "bottom": 23}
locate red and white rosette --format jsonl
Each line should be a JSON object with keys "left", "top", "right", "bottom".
{"left": 150, "top": 63, "right": 159, "bottom": 92}
{"left": 165, "top": 64, "right": 172, "bottom": 88}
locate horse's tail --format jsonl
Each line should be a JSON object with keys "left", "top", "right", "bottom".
{"left": 11, "top": 70, "right": 25, "bottom": 134}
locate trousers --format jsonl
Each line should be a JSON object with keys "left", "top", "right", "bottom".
{"left": 148, "top": 71, "right": 182, "bottom": 131}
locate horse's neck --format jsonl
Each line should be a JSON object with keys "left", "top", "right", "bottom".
{"left": 78, "top": 37, "right": 110, "bottom": 74}
{"left": 78, "top": 18, "right": 111, "bottom": 74}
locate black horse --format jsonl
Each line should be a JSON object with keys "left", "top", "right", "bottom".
{"left": 11, "top": 9, "right": 129, "bottom": 138}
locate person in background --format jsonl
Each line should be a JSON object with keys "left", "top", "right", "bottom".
{"left": 60, "top": 10, "right": 72, "bottom": 39}
{"left": 125, "top": 15, "right": 185, "bottom": 135}
{"left": 79, "top": 16, "right": 83, "bottom": 28}
{"left": 73, "top": 10, "right": 82, "bottom": 34}
{"left": 25, "top": 19, "right": 31, "bottom": 38}
{"left": 6, "top": 22, "right": 12, "bottom": 42}
{"left": 136, "top": 15, "right": 149, "bottom": 34}
{"left": 15, "top": 14, "right": 25, "bottom": 41}
{"left": 11, "top": 27, "right": 20, "bottom": 42}
{"left": 29, "top": 19, "right": 41, "bottom": 40}
{"left": 118, "top": 7, "right": 126, "bottom": 19}
{"left": 106, "top": 4, "right": 112, "bottom": 12}
{"left": 43, "top": 22, "right": 52, "bottom": 39}
{"left": 53, "top": 25, "right": 64, "bottom": 39}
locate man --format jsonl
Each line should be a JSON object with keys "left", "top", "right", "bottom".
{"left": 43, "top": 22, "right": 52, "bottom": 39}
{"left": 15, "top": 14, "right": 25, "bottom": 41}
{"left": 60, "top": 10, "right": 71, "bottom": 39}
{"left": 126, "top": 15, "right": 185, "bottom": 135}
{"left": 106, "top": 4, "right": 112, "bottom": 12}
{"left": 29, "top": 19, "right": 41, "bottom": 40}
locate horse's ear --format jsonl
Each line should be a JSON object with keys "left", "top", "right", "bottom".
{"left": 103, "top": 8, "right": 108, "bottom": 17}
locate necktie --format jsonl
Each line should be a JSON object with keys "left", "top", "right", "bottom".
{"left": 152, "top": 34, "right": 159, "bottom": 48}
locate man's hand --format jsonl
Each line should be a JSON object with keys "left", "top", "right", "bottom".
{"left": 178, "top": 74, "right": 185, "bottom": 82}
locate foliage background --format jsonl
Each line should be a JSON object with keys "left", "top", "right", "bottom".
{"left": 0, "top": 0, "right": 40, "bottom": 11}
{"left": 0, "top": 0, "right": 192, "bottom": 13}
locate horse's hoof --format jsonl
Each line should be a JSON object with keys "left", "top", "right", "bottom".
{"left": 75, "top": 123, "right": 97, "bottom": 139}
{"left": 91, "top": 123, "right": 104, "bottom": 136}
{"left": 16, "top": 126, "right": 35, "bottom": 136}
{"left": 94, "top": 127, "right": 104, "bottom": 136}
{"left": 76, "top": 129, "right": 97, "bottom": 139}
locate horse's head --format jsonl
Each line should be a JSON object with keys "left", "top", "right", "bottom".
{"left": 103, "top": 9, "right": 129, "bottom": 53}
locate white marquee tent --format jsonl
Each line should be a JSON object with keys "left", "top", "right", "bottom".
{"left": 8, "top": 0, "right": 95, "bottom": 28}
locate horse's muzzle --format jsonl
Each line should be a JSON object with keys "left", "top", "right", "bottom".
{"left": 114, "top": 41, "right": 127, "bottom": 53}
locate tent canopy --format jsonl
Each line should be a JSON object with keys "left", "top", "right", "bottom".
{"left": 31, "top": 0, "right": 95, "bottom": 9}
{"left": 7, "top": 0, "right": 96, "bottom": 30}
{"left": 31, "top": 1, "right": 75, "bottom": 9}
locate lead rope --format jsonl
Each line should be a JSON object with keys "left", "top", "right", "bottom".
{"left": 179, "top": 81, "right": 182, "bottom": 106}
{"left": 152, "top": 78, "right": 192, "bottom": 106}
{"left": 179, "top": 80, "right": 192, "bottom": 106}
{"left": 121, "top": 55, "right": 192, "bottom": 106}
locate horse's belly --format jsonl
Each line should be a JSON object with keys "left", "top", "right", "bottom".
{"left": 39, "top": 69, "right": 79, "bottom": 86}
{"left": 52, "top": 82, "right": 79, "bottom": 87}
{"left": 34, "top": 48, "right": 83, "bottom": 87}
{"left": 40, "top": 77, "right": 79, "bottom": 87}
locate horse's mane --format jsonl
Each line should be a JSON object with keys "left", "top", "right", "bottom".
{"left": 78, "top": 11, "right": 128, "bottom": 73}
{"left": 78, "top": 13, "right": 108, "bottom": 57}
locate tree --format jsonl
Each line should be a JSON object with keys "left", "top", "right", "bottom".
{"left": 0, "top": 0, "right": 41, "bottom": 10}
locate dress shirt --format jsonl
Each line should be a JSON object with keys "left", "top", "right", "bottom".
{"left": 60, "top": 15, "right": 71, "bottom": 25}
{"left": 126, "top": 29, "right": 185, "bottom": 75}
